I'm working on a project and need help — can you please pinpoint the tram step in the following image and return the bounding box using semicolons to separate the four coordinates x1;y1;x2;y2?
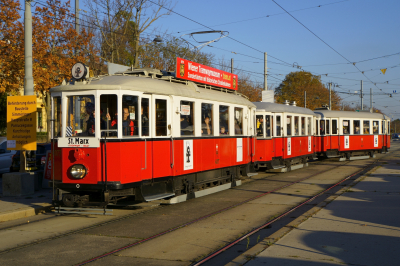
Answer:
349;155;370;161
56;207;113;216
155;180;242;205
266;163;306;173
144;193;176;202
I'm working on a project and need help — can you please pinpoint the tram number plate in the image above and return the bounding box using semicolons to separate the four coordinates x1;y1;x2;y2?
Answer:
58;137;100;148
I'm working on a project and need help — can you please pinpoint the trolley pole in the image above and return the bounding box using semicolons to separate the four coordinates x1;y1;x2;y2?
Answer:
231;58;233;74
264;52;267;91
361;80;363;110
304;91;306;108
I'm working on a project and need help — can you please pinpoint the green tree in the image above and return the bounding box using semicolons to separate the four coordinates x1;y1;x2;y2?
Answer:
275;71;341;110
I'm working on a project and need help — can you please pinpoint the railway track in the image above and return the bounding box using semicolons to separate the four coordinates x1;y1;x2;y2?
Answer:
0;154;391;266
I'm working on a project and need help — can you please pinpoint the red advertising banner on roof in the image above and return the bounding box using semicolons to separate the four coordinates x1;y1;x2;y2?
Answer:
176;57;238;90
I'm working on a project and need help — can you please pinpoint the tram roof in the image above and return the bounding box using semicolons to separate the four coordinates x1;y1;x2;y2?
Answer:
314;109;389;120
50;75;255;108
253;102;315;116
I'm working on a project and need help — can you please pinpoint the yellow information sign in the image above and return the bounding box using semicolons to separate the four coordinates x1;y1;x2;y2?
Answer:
7;95;37;150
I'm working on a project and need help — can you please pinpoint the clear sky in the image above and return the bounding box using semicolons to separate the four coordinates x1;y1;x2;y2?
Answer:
143;0;400;119
20;0;400;120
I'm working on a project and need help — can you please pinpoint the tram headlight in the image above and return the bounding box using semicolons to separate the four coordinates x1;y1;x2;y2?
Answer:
70;164;87;179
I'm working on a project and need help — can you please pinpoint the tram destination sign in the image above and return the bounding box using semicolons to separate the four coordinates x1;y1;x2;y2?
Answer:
58;137;100;148
176;57;238;90
6;95;37;150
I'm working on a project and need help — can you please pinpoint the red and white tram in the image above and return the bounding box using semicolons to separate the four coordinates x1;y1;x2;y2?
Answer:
50;65;256;207
314;109;391;159
253;101;316;171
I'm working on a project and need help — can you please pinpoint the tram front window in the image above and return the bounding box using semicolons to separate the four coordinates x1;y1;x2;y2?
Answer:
66;95;95;137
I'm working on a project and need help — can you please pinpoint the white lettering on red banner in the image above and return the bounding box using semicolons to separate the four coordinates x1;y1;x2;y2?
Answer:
176;57;238;90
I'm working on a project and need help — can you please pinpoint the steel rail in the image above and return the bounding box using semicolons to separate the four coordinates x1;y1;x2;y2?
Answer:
75;161;353;266
191;159;382;265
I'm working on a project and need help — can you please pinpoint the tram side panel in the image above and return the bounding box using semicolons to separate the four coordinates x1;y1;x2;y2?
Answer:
253;139;274;164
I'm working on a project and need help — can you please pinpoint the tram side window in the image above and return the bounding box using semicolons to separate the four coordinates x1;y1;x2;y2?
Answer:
67;95;96;137
201;103;213;136
156;99;167;136
320;120;325;135
287;116;292;136
373;121;379;134
54;97;61;137
234;107;243;135
266;115;272;137
343;120;350;134
256;115;264;137
307;117;311;135
353;120;360;134
122;95;139;136
100;94;118;137
388;121;390;135
219;105;229;135
382;121;386;134
294;116;299;136
276;115;281;136
180;101;194;136
332;119;338;134
141;98;150;136
363;120;370;134
301;117;306;135
326;120;330;134
315;120;319;135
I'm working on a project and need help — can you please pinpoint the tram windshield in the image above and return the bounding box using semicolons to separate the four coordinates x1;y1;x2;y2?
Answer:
66;95;95;137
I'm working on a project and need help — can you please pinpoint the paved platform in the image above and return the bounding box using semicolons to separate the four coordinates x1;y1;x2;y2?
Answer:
0;176;53;222
237;149;400;266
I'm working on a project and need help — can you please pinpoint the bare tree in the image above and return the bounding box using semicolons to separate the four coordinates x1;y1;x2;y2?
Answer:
85;0;174;66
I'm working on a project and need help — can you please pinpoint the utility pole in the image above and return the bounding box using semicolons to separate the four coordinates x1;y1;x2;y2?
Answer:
304;91;306;108
264;52;267;90
370;88;373;113
75;0;79;33
329;82;332;110
342;102;344;110
231;58;234;74
361;80;364;110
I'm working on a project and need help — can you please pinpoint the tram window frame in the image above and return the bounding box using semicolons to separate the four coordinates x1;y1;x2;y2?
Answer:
382;121;386;134
342;120;350;134
99;94;118;138
155;99;168;136
66;95;97;138
286;115;292;136
266;115;272;138
276;115;282;137
294;116;299;136
363;120;370;134
332;119;338;135
388;121;390;135
307;117;311;136
315;119;319;136
201;103;213;136
373;121;379;134
121;95;139;137
320;120;325;135
234;107;243;135
141;98;150;137
301;117;306;135
256;115;264;137
219;105;229;136
54;96;62;138
180;100;194;136
353;120;361;134
326;119;330;134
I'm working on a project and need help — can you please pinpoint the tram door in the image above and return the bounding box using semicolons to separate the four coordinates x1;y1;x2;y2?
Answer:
274;114;283;158
152;95;172;178
140;96;152;180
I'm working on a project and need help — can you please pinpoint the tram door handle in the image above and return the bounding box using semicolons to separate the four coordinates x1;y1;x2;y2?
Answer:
141;139;147;170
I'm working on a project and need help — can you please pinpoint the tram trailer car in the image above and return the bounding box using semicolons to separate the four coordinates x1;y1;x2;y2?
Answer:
253;102;316;171
314;109;391;159
50;68;257;207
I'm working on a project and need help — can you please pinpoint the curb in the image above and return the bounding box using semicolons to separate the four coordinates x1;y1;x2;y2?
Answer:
0;204;53;222
226;163;379;266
